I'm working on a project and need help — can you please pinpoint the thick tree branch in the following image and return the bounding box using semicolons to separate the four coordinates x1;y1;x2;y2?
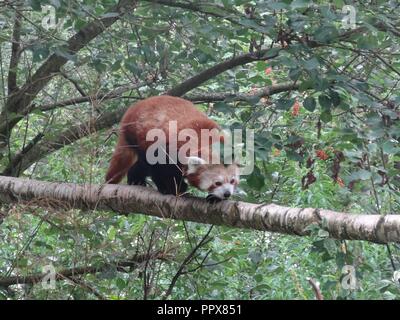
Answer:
37;81;298;111
7;3;22;94
0;176;399;244
166;49;280;97
0;251;168;287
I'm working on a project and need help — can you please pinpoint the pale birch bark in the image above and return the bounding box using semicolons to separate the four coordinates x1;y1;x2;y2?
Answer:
0;176;399;244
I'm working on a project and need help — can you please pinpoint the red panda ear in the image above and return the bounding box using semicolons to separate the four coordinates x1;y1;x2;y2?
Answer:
184;156;206;175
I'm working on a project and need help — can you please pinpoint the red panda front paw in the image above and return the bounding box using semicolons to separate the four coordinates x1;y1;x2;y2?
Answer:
206;194;223;204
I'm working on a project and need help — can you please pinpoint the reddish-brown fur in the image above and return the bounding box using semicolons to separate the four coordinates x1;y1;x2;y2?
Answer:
105;95;222;184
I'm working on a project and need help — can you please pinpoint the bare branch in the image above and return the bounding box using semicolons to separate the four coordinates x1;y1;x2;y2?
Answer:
0;251;168;287
185;82;299;103
36;81;298;111
308;278;324;300
37;81;148;112
163;226;213;300
59;71;87;97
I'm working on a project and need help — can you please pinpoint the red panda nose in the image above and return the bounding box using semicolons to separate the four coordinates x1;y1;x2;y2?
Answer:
223;191;231;198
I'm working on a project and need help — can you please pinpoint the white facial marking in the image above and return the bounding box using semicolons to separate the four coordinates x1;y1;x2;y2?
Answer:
215;176;224;183
199;178;212;191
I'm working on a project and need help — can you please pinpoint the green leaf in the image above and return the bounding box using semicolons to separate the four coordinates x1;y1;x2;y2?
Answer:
92;59;107;73
357;36;379;50
30;0;42;11
246;168;265;190
256;61;267;72
320;110;332;123
276;98;295;110
268;2;288;10
254;274;263;283
34;240;53;250
111;59;122;71
318;95;332;110
17;258;28;268
310;72;330;91
214;102;231;114
320;5;337;20
262;47;280;59
32;47;50;62
286;150;303;161
303;96;316;112
108;226;116;240
291;0;310;9
299;80;313;91
323;238;336;253
351;169;371;180
289;67;302;80
253;284;271;291
50;0;61;8
314;25;339;43
303;57;319;71
366;128;385;139
116;278;127;290
382;141;400;155
249;75;265;84
318;230;330;238
329;90;341;107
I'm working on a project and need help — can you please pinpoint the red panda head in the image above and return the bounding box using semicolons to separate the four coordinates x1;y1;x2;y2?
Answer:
184;156;240;200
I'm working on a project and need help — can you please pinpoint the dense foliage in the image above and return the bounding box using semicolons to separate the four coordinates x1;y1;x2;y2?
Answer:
0;0;399;299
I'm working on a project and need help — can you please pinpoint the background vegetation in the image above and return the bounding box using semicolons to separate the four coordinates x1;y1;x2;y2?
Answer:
0;0;399;299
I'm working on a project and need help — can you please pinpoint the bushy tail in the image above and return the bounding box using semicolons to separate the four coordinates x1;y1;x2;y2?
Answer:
105;133;138;184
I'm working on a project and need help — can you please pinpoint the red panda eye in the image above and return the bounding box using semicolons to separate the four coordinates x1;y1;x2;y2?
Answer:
230;179;236;184
215;181;222;186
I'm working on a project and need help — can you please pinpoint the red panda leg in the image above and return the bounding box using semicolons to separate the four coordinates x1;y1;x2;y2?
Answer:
105;134;138;184
127;155;151;186
150;164;188;195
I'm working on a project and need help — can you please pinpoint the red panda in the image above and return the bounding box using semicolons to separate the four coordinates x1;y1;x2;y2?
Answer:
105;95;239;200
